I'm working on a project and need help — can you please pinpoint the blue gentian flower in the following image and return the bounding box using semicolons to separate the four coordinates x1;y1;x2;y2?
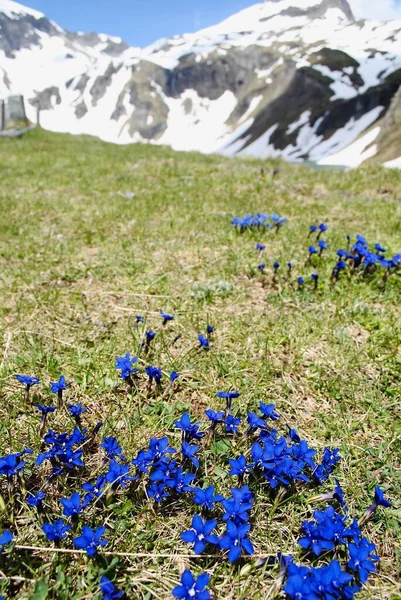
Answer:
273;261;280;271
311;273;319;288
174;413;204;441
131;450;152;474
16;375;39;387
100;437;126;461
145;330;156;344
224;414;241;434
16;374;40;406
259;402;280;420
288;428;301;443
26;491;45;507
205;409;225;424
273;215;288;229
0;531;13;551
146;366;163;384
222;487;254;523
219;520;254;562
297;276;305;286
246;410;267;433
145;437;175;462
115;352;138;380
344;518;362;544
181;442;200;468
172;570;211;600
256;243;266;252
35;404;56;416
198;334;209;349
170;371;180;382
216;390;240;401
135;315;145;323
42;519;71;542
333;480;347;510
180;515;219;554
160;311;174;324
258;264;266;273
205;409;225;435
68;403;87;419
149;460;176;483
166;467;195;494
191;486;224;511
50;375;72;394
0;452;31;477
105;460;133;489
309;225;317;235
314;447;341;484
228;455;251;480
356;234;367;246
284;561;354;600
206;325;214;335
347;537;378;583
308;246;318;256
60;492;85;517
35;404;57;434
82;475;107;501
373;485;391;508
99;576;123;600
64;448;85;469
51;376;72;407
99;576;123;599
290;441;316;469
216;390;239;411
361;484;392;524
73;526;107;556
283;563;316;599
147;482;169;502
298;506;348;556
318;240;329;254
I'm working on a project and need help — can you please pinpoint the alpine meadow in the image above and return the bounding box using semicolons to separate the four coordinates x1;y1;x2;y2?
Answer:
0;129;400;599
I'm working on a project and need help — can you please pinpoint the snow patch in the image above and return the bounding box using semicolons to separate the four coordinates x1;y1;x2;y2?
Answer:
286;110;311;135
384;156;401;169
318;126;381;167
0;0;43;20
158;89;238;153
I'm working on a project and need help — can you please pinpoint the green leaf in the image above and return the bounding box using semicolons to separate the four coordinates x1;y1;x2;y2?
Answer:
29;580;48;600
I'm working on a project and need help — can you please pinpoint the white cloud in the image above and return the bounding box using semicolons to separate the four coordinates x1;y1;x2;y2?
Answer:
349;0;401;20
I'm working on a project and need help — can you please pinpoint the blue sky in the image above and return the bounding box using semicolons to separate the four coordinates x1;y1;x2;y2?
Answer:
24;0;401;47
24;0;260;46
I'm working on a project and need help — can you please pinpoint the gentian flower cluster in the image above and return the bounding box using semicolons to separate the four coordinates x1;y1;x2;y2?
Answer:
232;213;287;232
3;305;393;600
244;214;401;290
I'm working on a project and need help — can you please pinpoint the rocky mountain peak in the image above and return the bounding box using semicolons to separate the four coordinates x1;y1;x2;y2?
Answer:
260;0;354;21
0;0;400;169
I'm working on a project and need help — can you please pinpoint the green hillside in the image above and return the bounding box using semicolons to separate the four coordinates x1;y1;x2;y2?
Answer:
0;129;400;599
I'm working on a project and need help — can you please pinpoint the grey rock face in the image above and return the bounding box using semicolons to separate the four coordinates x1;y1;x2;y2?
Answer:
0;13;59;56
28;86;61;110
165;47;276;100
262;0;354;20
90;63;121;106
367;78;401;162
66;31;129;56
75;100;88;119
278;0;354;21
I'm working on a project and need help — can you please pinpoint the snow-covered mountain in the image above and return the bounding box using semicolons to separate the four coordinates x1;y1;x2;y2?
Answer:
1;0;401;167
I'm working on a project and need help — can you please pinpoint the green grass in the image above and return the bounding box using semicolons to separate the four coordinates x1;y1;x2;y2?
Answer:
0;128;400;600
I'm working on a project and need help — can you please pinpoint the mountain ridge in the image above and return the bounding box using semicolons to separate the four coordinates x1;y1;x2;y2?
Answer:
0;0;400;167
